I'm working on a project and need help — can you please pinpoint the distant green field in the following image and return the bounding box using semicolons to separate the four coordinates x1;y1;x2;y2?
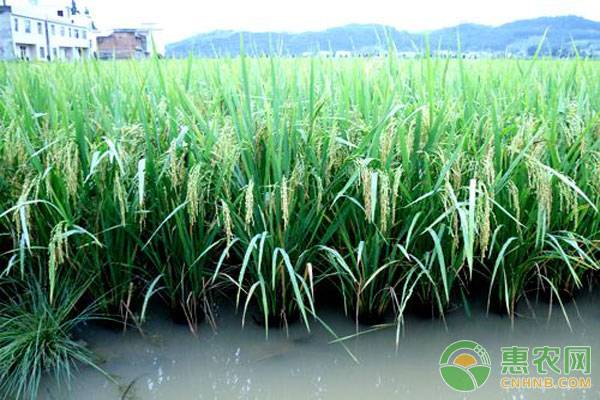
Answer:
0;56;598;397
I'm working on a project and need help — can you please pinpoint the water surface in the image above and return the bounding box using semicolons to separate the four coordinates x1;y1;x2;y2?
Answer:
41;294;600;400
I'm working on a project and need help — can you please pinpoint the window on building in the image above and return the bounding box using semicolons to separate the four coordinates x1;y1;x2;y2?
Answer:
19;46;26;59
51;25;56;35
57;10;64;17
25;20;31;33
82;30;87;39
13;18;19;32
37;22;43;35
61;26;65;36
74;29;79;39
68;28;72;37
39;46;45;59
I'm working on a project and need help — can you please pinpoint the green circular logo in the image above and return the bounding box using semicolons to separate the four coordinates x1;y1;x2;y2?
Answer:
439;340;491;392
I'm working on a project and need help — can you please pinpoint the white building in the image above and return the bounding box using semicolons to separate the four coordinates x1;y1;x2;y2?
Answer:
0;1;96;61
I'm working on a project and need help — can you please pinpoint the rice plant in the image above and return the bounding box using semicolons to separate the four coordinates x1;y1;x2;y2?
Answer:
0;53;599;390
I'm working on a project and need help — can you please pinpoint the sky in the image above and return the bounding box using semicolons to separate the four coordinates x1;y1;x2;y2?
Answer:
13;0;600;47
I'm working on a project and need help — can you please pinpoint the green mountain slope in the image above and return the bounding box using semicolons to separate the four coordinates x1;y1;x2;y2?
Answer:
166;16;600;57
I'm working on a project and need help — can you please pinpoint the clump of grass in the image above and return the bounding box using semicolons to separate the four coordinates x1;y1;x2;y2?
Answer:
0;279;107;400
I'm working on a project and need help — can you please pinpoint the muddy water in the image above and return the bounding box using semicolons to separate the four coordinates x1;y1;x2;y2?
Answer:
41;294;600;400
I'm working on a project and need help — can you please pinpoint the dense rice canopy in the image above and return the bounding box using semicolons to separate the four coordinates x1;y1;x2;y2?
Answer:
0;56;598;334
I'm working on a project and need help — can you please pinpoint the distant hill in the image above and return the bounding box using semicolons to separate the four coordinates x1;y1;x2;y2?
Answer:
166;16;600;57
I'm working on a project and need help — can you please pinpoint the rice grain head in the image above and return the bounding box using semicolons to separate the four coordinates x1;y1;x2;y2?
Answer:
391;166;403;225
186;165;204;227
359;160;373;223
168;140;186;190
281;176;289;230
380;122;396;164
48;221;69;303
13;178;35;239
114;171;127;227
244;179;255;226
528;160;553;226
221;199;233;245
379;172;390;232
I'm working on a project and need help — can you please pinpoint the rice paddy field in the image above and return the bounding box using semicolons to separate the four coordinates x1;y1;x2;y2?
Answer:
0;54;599;398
